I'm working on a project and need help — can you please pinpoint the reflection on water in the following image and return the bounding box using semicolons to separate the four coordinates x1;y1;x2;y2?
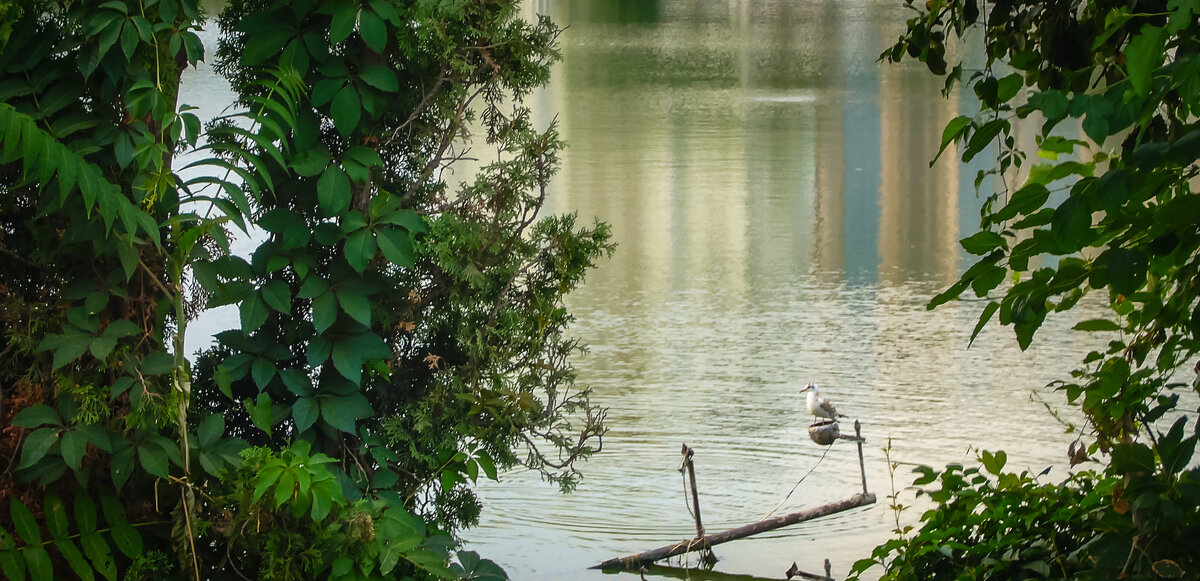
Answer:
177;0;1101;579
462;0;1098;579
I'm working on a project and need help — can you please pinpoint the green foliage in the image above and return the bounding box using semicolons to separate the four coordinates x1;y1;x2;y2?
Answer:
865;0;1200;578
2;0;605;578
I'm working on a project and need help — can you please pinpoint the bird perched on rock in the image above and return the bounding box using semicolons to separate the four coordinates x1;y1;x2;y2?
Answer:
801;383;844;423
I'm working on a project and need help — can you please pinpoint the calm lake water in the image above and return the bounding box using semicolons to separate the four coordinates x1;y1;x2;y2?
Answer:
183;1;1109;579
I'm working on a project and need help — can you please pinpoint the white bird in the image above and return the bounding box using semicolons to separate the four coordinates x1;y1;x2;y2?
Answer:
801;383;844;423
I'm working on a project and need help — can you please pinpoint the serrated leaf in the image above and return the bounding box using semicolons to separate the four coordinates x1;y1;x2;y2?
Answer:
197;415;225;449
138;444;169;478
336;288;372;327
293;397;319;432
261;280;292;313
319;393;373;433
279;369;314;397
240;294;270;333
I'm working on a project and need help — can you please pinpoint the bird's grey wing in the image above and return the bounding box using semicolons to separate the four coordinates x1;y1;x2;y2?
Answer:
819;399;842;418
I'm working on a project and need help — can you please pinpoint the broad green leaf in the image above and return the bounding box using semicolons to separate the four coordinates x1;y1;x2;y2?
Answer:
1105;247;1148;295
139;351;175;376
969;301;1000;347
54;537;94;581
344;229;377;272
0;548;24;581
377;228;415;268
298;276;329;299
240;294;270;333
1050;195;1092;251
1073;319;1121;332
317;165;351;216
290;145;332;177
319;393;374;433
330;86;361;136
10;499;41;544
89;335;117;360
980;449;1007;475
262;280;292;313
996;73;1023;102
100;495;142;558
74;491;97;533
331;340;363;384
1111;442;1155;474
197;415;225;449
337;288;372;326
934;115;971;164
359;9;387;53
1027;89;1065;119
12;405;61;428
1124;25;1166;97
329;5;358;44
959;231;1005;255
313;291;338;334
80;532;116;581
246;393;274;435
360;65;399;92
293;397;319;432
60;429;85;469
18;427;59;469
138;444;169;478
280;369;314;397
100;316;138;340
22;545;51;581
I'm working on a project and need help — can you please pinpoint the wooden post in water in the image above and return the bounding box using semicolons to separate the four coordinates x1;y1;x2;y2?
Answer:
855;420;867;494
680;444;705;539
591;492;877;571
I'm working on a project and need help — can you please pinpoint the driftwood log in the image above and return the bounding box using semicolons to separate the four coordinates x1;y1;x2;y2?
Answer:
591;492;876;571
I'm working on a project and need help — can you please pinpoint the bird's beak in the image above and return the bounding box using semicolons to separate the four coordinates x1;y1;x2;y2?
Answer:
800;385;813;392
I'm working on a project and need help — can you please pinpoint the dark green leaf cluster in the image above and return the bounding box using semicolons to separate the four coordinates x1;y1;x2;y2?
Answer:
2;0;602;578
193;0;613;538
870;0;1200;578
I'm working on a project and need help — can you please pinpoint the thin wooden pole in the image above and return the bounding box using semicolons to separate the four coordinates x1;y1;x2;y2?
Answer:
681;444;705;539
855;420;868;495
591;492;877;571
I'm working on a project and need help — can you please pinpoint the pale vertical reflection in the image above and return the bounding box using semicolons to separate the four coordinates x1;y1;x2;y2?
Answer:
810;1;848;278
877;65;961;285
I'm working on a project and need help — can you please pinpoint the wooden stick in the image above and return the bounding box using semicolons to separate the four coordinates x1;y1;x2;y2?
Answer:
682;444;706;539
854;420;868;495
591;492;877;571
